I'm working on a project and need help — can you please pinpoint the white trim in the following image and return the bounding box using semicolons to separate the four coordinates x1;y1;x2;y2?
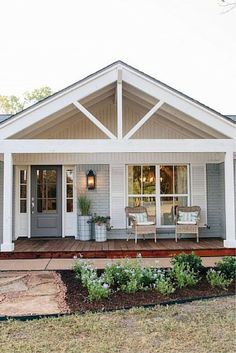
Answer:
0;62;235;140
73;101;117;139
0;139;234;153
15;166;29;239
224;240;236;248
224;151;236;246
1;153;14;251
27;165;31;238
124;100;164;139
63;165;77;237
0;67;117;139
62;165;65;237
122;66;236;138
117;68;123;140
126;164;190;228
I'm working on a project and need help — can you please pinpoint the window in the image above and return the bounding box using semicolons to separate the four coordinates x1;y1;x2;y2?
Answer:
66;169;74;212
160;165;188;225
128;166;156;219
127;165;189;227
37;169;57;213
20;169;27;213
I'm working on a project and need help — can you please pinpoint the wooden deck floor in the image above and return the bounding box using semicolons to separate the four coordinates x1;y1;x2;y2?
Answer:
0;237;235;259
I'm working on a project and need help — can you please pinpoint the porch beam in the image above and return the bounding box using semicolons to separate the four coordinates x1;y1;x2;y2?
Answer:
117;67;123;139
224;151;236;248
1;153;14;252
123;100;164;139
73;101;117;139
0;139;234;153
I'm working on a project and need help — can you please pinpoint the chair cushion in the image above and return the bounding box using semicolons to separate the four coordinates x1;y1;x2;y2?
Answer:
137;221;155;226
178;211;198;223
129;212;148;223
177;221;197;225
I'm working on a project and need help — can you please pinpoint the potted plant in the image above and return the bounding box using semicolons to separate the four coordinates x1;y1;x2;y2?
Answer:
77;196;91;241
89;216;111;242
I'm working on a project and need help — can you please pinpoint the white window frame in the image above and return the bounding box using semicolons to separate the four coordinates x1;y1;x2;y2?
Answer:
63;165;77;237
126;164;190;228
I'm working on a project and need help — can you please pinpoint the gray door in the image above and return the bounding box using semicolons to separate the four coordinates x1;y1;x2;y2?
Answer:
31;166;62;237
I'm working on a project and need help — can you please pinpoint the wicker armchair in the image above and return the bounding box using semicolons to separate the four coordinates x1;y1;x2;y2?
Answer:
125;206;156;244
175;206;201;243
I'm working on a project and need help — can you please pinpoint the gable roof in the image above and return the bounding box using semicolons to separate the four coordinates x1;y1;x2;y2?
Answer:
0;114;11;123
0;61;235;139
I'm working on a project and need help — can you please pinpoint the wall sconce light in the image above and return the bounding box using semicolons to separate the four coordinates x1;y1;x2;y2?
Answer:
87;170;96;190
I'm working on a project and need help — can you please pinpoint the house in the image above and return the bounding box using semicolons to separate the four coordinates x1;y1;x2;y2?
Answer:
0;61;235;255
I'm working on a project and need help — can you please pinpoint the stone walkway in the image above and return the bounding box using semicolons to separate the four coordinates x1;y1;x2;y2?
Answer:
0;256;224;271
0;271;68;316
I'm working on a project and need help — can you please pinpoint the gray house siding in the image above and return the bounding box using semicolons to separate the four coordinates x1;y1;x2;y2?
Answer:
201;163;225;238
77;164;110;217
0;162;3;244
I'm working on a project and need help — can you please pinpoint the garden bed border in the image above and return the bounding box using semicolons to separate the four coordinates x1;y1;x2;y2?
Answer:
0;293;235;322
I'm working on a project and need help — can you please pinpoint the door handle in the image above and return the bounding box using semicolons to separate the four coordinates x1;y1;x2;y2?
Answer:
32;198;35;214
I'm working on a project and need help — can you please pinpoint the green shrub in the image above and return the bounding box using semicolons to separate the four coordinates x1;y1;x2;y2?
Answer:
141;267;163;288
104;260;164;293
215;256;236;279
87;277;111;301
155;277;175;295
170;263;199;288
74;261;110;301
171;252;203;273
206;269;233;290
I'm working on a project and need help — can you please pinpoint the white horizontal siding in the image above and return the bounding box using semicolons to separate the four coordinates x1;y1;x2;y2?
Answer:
13;152;224;165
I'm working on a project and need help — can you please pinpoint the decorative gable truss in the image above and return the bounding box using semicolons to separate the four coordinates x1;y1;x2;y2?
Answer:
0;61;235;142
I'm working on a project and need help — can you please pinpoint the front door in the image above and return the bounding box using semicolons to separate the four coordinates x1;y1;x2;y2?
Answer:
31;166;62;237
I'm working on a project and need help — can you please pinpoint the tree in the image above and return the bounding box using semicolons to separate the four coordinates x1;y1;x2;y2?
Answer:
220;0;236;13
0;86;53;115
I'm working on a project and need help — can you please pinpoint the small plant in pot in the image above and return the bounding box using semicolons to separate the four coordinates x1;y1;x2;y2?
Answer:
77;196;92;241
88;216;111;242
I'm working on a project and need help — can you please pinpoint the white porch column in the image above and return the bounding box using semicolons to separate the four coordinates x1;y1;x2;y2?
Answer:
1;152;14;251
224;151;236;248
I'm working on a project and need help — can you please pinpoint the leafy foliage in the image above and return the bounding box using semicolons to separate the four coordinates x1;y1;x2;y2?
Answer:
206;269;233;290
103;260;163;293
215;256;236;279
73;261;110;301
170;262;199;288
88;216;111;225
155;277;175;295
0;86;53;114
171;252;203;273
78;196;91;216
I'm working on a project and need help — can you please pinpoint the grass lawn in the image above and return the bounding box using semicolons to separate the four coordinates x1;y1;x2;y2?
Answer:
0;296;235;353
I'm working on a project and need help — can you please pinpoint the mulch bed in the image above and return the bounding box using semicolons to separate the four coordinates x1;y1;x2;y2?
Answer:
59;270;236;313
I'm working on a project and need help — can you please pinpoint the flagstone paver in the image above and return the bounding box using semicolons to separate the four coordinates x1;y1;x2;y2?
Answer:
0;271;68;316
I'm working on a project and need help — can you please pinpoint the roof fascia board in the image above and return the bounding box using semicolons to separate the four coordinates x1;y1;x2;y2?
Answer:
0;66;117;140
122;66;236;139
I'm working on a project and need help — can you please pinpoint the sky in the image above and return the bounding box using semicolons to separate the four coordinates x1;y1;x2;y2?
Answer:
0;0;235;115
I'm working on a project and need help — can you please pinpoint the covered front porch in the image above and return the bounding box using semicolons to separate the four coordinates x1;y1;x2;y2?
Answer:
0;237;234;259
0;62;235;253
